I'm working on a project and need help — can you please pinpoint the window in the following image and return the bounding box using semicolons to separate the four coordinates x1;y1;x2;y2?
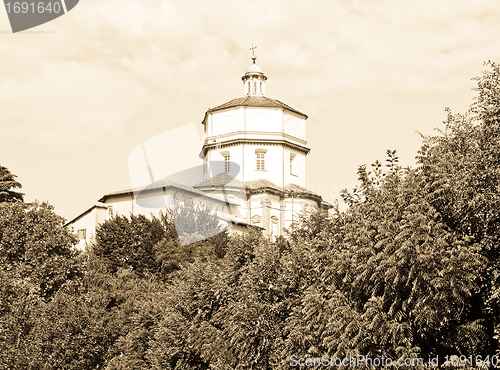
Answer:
108;205;113;216
256;152;266;171
251;214;262;225
224;153;230;173
247;81;250;94
290;153;297;175
260;81;262;94
77;229;86;240
271;216;279;237
254;81;257;94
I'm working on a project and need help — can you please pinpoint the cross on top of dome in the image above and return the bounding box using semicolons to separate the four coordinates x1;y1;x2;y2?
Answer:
250;44;257;63
246;44;263;74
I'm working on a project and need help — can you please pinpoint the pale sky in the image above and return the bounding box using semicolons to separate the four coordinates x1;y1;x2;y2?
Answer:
0;0;499;220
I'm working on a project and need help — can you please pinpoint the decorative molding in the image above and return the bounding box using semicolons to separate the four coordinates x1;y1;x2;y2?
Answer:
207;131;307;145
260;198;271;207
251;214;262;224
247;187;323;203
203;138;310;156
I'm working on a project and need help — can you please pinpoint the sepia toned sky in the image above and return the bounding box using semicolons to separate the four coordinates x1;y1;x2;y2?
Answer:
1;0;499;220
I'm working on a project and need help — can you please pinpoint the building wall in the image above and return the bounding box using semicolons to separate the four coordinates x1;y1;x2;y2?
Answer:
70;206;108;250
203;106;308;188
68;187;243;250
246;192;319;237
284;112;306;141
243;144;284;185
284;149;306;188
205;144;306;188
208;107;306;139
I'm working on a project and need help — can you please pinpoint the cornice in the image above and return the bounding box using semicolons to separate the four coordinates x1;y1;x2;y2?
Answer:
207;131;308;146
202;138;310;156
247;187;324;203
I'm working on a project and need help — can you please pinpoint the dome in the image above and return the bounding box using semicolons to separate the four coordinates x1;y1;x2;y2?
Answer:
241;51;267;96
246;63;262;74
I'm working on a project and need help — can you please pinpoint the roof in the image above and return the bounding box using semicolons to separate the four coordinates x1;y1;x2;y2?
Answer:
245;179;322;199
194;176;322;200
99;179;239;205
246;63;263;73
206;95;308;119
194;173;246;189
283;183;320;198
66;202;108;226
245;178;281;191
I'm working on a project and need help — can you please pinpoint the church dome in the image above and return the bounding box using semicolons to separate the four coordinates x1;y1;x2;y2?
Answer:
246;62;262;74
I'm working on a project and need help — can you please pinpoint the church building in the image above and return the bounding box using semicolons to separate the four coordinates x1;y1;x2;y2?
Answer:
67;50;331;249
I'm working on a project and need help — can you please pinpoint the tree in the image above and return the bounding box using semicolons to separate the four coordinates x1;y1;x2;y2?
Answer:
276;151;490;368
417;61;500;357
0;165;23;203
90;213;165;275
0;201;80;299
154;205;228;279
148;230;275;369
91;203;227;278
169;202;227;246
0;201;83;367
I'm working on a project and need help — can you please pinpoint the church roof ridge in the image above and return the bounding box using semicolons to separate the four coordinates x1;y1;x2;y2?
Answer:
206;95;308;119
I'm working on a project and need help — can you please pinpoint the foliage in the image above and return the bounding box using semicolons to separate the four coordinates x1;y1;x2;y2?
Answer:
0;201;87;368
147;230;292;370
279;159;488;368
153;205;228;279
417;61;500;354
0;165;23;203
83;268;170;370
169;202;226;246
90;213;165;274
0;201;80;299
91;203;227;278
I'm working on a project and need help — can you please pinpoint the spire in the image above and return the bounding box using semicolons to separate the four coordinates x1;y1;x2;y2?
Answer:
242;44;267;96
